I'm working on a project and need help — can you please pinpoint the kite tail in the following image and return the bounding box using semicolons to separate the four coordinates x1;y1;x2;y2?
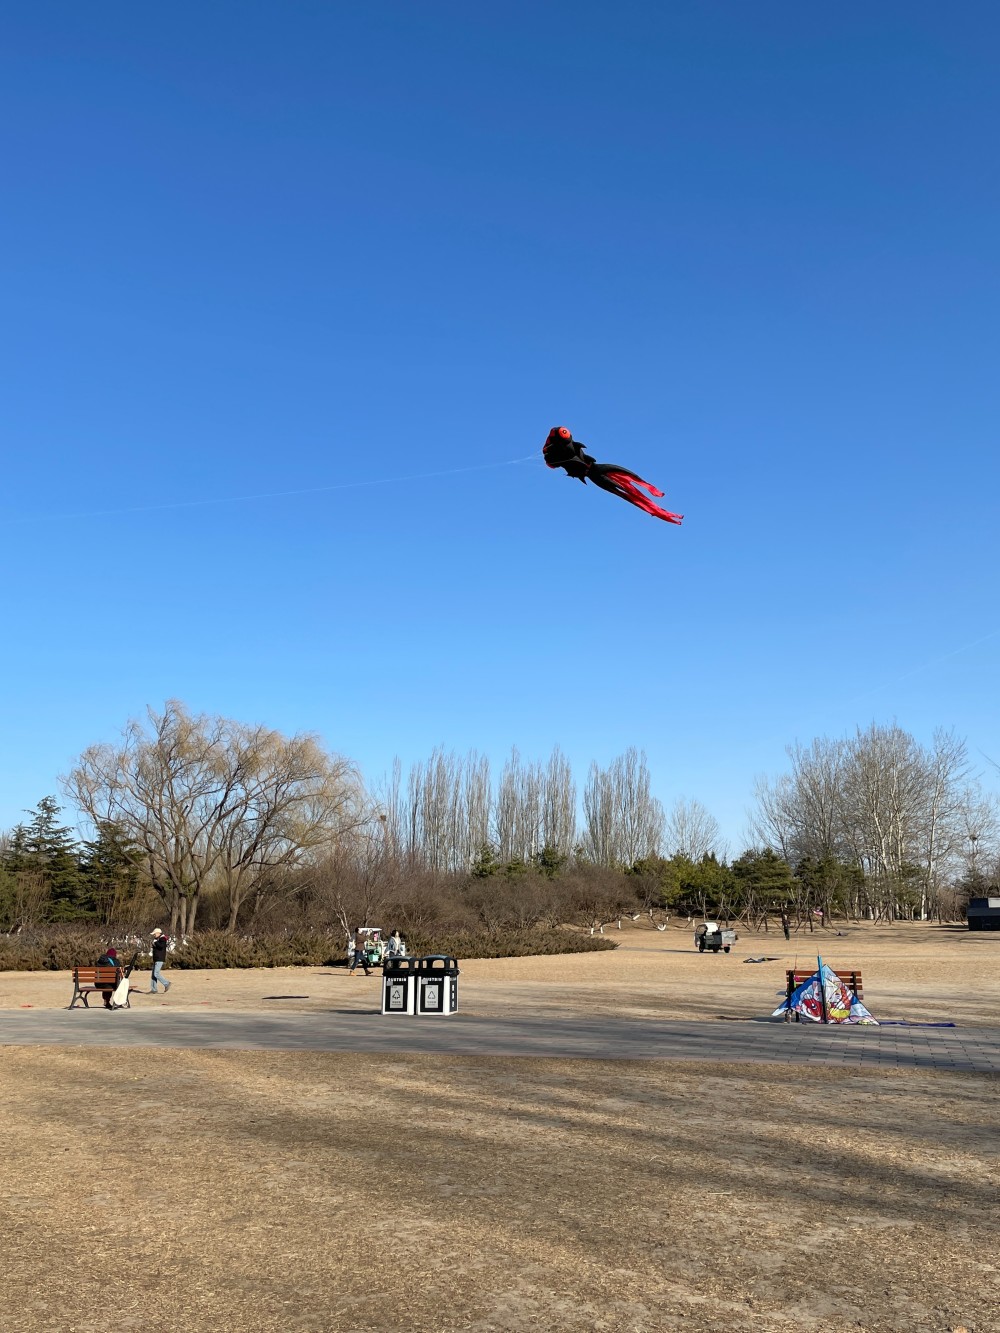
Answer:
597;467;684;525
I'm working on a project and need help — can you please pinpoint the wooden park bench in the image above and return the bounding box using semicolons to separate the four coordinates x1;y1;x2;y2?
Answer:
783;968;863;1023
68;965;126;1010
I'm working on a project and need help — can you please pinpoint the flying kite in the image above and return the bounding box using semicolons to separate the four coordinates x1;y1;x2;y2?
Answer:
542;427;683;525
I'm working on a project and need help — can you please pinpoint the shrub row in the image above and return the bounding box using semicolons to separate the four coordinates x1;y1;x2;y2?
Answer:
169;928;617;967
0;929;116;973
0;927;616;971
168;932;343;969
402;929;618;960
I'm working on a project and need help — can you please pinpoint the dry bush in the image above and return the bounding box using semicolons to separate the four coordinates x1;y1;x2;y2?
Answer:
0;927;122;971
403;928;618;960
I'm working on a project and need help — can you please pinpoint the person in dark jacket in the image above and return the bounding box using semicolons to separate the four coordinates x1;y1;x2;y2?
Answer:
95;948;120;1009
149;928;172;993
348;927;372;976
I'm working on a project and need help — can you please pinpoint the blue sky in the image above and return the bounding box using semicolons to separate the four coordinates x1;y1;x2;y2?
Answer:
2;1;998;848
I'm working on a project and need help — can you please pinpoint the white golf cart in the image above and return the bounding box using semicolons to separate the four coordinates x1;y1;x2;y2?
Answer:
694;921;738;953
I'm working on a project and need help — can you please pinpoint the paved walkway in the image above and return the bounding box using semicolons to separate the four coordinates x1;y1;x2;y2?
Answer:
3;1009;999;1071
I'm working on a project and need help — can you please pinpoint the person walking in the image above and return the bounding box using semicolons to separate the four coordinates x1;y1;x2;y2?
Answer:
348;926;372;976
149;928;172;993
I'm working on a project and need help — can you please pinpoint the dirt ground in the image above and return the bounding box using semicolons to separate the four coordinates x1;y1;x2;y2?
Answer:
1;922;998;1332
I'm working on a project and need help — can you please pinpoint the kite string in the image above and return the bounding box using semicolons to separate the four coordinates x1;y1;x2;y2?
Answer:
0;453;544;527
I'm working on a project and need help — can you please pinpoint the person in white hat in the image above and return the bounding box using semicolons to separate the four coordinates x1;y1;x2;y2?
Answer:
149;928;172;994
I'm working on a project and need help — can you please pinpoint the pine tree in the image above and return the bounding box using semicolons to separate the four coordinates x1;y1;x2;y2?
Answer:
1;824;30;873
23;797;86;921
79;821;146;923
732;848;797;928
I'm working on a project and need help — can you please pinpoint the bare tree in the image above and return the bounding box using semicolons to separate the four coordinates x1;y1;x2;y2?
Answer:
915;729;974;918
540;746;576;857
407;748;460;874
494;748;544;864
959;788;1000;890
64;701;363;933
583;748;664;867
307;813;406;940
751;723;995;920
460;751;492;868
751;738;851;865
843;723;934;919
665;798;721;861
394;748;492;874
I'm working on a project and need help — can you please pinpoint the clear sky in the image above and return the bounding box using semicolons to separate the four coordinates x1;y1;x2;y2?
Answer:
2;1;998;849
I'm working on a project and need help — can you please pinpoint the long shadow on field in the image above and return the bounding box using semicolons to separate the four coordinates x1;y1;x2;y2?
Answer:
181;1054;1000;1238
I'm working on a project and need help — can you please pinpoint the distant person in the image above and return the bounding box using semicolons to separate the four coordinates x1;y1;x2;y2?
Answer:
95;947;119;1009
149;928;172;993
349;927;372;976
386;928;406;959
780;911;791;942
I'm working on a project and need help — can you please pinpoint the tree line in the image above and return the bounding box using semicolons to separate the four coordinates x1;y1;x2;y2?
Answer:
1;702;996;938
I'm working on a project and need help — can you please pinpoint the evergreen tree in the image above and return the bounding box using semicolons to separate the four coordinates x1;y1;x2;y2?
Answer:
732;847;796;927
1;824;30;874
795;855;864;922
79;820;147;923
470;843;502;878
23;796;86;921
535;845;568;880
632;852;736;918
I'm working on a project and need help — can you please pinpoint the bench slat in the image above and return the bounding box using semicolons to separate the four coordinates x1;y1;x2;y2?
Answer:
786;968;863;997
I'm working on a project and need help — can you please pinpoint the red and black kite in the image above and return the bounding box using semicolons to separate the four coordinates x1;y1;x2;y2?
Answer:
542;427;682;525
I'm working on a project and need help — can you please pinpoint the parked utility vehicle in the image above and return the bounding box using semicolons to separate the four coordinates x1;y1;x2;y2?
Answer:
694;922;738;953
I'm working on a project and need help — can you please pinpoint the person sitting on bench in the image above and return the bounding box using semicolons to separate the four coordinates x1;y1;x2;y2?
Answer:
95;948;119;1009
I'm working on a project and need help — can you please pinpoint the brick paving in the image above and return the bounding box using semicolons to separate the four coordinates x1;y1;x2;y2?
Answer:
2;1009;999;1072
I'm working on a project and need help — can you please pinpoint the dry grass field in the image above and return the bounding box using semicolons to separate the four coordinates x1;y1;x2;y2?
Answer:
2;919;998;1025
1;922;998;1332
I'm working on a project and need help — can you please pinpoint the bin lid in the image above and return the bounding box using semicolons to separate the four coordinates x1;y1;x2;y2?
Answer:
418;954;460;972
383;955;419;972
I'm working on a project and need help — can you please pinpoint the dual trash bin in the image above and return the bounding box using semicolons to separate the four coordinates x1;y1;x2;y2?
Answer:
381;955;460;1016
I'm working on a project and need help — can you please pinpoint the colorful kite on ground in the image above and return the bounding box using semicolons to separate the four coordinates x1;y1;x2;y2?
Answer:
772;962;878;1025
542;427;683;525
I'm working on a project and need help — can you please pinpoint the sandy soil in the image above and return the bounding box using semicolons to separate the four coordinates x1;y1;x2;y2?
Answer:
2;922;997;1331
2;920;997;1026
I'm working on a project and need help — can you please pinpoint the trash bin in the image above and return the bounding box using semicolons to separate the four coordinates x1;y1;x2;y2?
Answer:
415;955;460;1016
381;956;419;1015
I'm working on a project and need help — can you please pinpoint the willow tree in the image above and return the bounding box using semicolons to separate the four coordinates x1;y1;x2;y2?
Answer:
64;701;363;934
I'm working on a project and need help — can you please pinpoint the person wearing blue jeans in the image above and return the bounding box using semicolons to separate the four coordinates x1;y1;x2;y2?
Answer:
149;928;171;993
